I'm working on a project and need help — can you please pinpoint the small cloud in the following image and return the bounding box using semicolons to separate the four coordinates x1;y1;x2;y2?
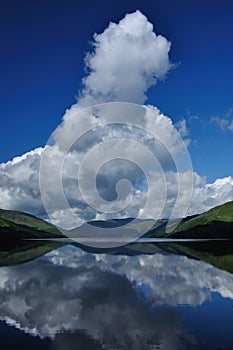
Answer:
175;118;189;137
175;118;191;146
228;121;233;131
211;116;229;130
226;106;233;118
186;109;200;124
211;107;233;132
188;114;199;123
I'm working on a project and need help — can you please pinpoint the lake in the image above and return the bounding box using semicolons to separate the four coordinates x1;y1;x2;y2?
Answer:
0;240;233;349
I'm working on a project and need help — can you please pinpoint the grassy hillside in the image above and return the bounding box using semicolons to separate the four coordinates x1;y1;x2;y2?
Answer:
173;201;233;232
0;209;64;239
168;201;233;239
147;201;233;239
0;209;61;234
1;201;233;240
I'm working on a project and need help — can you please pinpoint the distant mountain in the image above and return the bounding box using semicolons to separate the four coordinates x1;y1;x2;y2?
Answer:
0;209;165;242
62;201;233;240
87;218;135;228
168;201;233;239
66;218;168;245
1;200;233;241
0;209;64;239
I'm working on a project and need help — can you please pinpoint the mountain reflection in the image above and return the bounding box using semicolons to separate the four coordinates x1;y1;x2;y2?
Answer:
0;244;233;349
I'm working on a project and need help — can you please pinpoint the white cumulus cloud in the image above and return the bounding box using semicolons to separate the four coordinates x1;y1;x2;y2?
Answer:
0;11;232;229
78;10;172;108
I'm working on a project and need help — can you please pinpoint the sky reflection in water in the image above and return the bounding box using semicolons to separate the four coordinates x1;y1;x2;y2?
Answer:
0;244;233;350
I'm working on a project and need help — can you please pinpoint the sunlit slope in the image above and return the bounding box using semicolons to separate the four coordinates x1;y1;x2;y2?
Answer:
0;209;64;238
170;201;233;238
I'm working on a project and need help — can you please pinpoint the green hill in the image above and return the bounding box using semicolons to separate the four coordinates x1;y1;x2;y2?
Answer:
1;201;233;241
169;201;233;239
173;201;233;231
0;209;64;239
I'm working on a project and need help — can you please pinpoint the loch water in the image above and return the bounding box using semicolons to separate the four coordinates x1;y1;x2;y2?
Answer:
0;241;233;350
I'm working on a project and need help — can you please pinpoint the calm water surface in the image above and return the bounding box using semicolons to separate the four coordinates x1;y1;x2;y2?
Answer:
0;242;233;349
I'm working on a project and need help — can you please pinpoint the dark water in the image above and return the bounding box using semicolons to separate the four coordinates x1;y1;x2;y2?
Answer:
0;242;233;350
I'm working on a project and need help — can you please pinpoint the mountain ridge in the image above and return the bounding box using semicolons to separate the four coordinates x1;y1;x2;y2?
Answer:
0;209;64;239
167;201;233;239
0;200;232;240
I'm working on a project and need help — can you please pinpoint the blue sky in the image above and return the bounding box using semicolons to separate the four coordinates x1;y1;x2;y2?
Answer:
1;0;233;183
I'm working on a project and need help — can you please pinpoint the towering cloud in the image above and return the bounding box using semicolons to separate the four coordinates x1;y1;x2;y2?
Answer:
77;10;172;108
0;11;232;229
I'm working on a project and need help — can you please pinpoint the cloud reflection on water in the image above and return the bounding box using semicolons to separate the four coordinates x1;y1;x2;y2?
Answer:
0;245;232;349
